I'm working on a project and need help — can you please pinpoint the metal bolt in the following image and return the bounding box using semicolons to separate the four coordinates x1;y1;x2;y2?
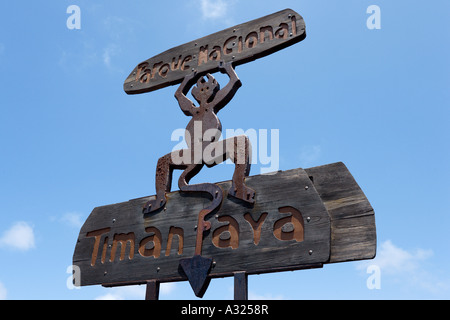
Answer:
305;185;309;190
215;214;219;218
306;217;311;223
309;250;313;255
232;56;235;60
157;267;160;272
112;219;116;223
212;261;216;267
194;225;197;230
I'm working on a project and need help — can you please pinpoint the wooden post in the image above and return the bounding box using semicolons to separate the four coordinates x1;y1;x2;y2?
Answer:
145;280;160;300
234;271;248;300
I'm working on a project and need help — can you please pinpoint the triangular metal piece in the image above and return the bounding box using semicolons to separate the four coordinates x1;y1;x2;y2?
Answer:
179;255;213;298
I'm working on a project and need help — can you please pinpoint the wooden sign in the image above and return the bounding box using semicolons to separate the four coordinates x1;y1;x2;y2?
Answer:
73;162;376;287
123;8;306;94
76;8;377;299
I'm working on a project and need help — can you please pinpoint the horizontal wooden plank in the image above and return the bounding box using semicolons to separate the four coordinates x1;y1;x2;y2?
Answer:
123;8;306;94
73;167;330;286
304;162;376;263
73;162;376;287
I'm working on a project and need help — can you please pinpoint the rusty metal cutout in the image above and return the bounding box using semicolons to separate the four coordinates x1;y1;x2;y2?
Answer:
143;61;255;215
142;61;255;297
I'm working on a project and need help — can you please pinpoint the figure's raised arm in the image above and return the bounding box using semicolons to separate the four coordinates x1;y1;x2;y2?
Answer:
212;61;242;113
174;72;197;116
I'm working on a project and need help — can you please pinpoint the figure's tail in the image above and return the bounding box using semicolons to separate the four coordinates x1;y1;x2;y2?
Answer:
180;182;223;216
180;183;223;256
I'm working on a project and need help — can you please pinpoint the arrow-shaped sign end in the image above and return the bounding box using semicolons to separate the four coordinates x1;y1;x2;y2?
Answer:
179;255;213;298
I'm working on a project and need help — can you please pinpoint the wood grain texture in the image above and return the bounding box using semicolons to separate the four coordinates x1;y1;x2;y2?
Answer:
73;162;376;287
74;167;330;286
123;8;306;94
304;162;376;263
234;272;248;300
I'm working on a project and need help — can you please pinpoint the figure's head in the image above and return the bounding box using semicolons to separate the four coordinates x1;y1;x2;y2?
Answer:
191;74;220;104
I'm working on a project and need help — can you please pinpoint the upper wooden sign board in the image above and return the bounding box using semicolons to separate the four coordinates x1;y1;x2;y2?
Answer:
123;8;306;94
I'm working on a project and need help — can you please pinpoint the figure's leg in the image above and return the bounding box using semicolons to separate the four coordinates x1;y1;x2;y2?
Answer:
228;135;255;203
143;150;188;213
178;163;204;189
205;135;255;204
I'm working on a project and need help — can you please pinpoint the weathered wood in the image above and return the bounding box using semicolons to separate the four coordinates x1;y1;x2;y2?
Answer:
304;162;376;263
234;272;248;300
74;167;330;287
145;280;160;300
123;8;306;94
73;162;375;288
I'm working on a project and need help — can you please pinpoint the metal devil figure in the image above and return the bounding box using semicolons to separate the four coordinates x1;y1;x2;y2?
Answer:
73;9;376;299
144;61;254;296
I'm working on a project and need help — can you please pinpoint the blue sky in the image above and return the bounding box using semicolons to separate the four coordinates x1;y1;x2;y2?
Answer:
0;0;449;300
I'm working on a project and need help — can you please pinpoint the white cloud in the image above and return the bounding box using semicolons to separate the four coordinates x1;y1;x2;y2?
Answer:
50;212;84;228
200;0;229;19
96;292;121;300
357;240;449;295
249;291;284;300
299;145;321;167
102;44;121;70
103;46;113;67
103;50;111;67
60;212;84;228
160;282;177;296
95;282;177;300
96;285;145;300
357;240;432;275
0;282;6;300
0;222;35;251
